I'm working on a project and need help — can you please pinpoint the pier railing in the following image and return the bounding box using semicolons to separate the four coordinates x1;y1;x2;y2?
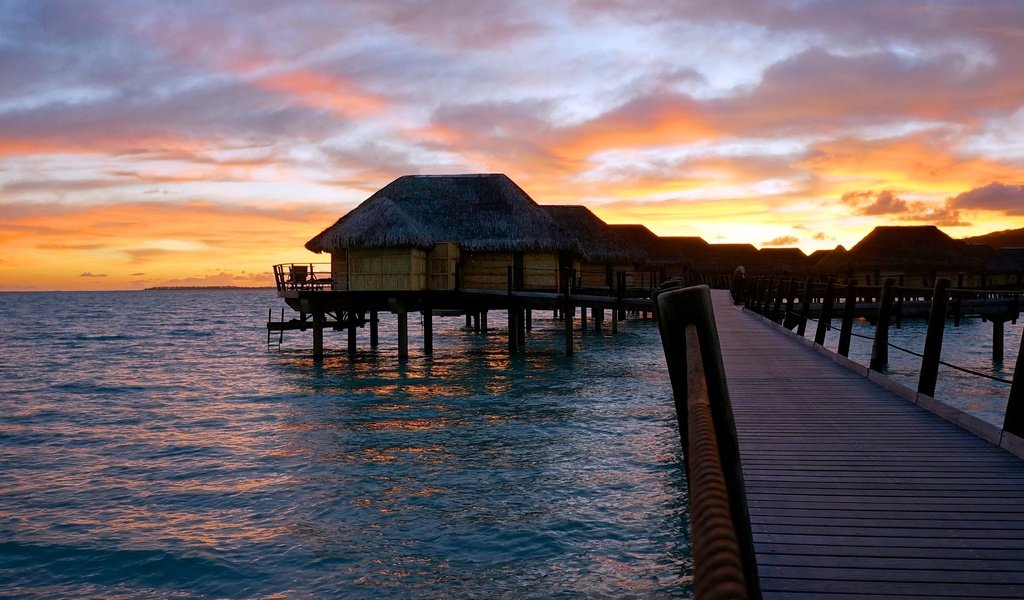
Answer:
740;275;1024;440
655;284;761;600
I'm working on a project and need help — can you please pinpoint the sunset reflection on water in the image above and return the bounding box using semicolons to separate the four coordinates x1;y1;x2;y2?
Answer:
0;291;693;598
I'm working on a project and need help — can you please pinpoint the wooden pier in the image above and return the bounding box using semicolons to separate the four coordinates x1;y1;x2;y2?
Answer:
667;287;1024;598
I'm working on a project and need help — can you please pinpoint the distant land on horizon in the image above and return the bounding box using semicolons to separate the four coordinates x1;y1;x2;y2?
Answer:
962;227;1024;249
144;286;276;291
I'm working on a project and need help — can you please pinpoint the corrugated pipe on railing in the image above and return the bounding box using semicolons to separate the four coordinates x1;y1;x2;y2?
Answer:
654;284;762;600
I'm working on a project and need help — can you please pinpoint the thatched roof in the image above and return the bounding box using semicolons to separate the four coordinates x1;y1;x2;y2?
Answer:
306;174;579;253
542;205;642;263
809;245;847;273
698;243;760;271
758;247;809;274
815;226;987;274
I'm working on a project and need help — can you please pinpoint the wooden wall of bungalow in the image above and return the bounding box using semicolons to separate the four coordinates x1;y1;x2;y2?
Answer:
574;259;646;289
460;249;565;292
330;243;458;292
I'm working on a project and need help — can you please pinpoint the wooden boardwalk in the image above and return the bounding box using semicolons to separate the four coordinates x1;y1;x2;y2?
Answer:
711;289;1024;599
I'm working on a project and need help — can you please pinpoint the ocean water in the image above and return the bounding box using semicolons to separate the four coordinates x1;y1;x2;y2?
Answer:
0;291;692;599
815;314;1022;426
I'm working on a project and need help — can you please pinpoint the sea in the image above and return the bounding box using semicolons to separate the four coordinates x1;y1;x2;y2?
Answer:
0;290;691;599
1;290;1020;599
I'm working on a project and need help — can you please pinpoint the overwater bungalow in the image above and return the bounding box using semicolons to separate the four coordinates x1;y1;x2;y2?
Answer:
606;224;668;288
813;225;1013;287
541;205;645;291
304;173;580;293
757;247;810;277
807;245;845;271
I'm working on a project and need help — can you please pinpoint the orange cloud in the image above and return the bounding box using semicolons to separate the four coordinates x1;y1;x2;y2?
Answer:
550;95;717;162
799;135;1023;194
256;69;386;119
0;201;340;290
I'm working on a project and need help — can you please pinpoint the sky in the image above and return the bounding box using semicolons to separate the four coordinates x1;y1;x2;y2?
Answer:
2;0;1024;290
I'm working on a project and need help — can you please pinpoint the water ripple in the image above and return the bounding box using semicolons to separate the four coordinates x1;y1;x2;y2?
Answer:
0;291;691;598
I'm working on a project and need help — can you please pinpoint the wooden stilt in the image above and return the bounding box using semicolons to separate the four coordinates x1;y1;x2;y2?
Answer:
508;308;518;353
564;303;574;356
312;310;324;360
397;311;409;360
612;309;619;334
347;316;357;355
526;309;532;331
581;305;588;331
994;317;1006;363
370;310;379;348
481;310;488;333
423;306;433;355
517;308;527;349
594;307;603;332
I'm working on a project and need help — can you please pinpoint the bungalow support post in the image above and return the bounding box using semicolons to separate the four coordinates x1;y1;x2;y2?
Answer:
397;310;409;360
423;306;433;355
312;310;325;360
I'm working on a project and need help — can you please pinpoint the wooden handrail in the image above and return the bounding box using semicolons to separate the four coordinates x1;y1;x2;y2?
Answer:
655;284;761;600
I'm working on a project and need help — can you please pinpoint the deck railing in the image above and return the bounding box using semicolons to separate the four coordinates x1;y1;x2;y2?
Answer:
273;263;335;292
741;275;1024;439
272;262;665;296
654;284;761;600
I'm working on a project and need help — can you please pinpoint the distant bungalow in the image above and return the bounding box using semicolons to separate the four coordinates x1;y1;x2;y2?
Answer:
813;225;1020;288
540;205;647;291
294;176;1024;293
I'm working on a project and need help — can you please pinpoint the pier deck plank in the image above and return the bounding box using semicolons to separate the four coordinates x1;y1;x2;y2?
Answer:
710;290;1024;599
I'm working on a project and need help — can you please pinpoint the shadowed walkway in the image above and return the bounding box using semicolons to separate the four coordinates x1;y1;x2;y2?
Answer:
711;289;1024;599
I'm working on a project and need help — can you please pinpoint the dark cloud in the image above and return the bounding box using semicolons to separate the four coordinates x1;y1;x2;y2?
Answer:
841;190;909;216
841;189;969;226
950;182;1024;215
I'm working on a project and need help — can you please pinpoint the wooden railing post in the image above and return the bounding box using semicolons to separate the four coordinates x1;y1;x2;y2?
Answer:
771;278;785;323
1001;331;1024;437
748;277;761;311
782;279;798;329
797;277;812;337
870;278;895;371
814;276;836;346
838;279;857;357
918;278;950;397
655;285;761;599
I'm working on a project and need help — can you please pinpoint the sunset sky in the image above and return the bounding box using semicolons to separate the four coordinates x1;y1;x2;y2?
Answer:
3;1;1024;290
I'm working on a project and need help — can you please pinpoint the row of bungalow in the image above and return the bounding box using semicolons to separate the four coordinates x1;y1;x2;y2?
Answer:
293;174;1024;296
